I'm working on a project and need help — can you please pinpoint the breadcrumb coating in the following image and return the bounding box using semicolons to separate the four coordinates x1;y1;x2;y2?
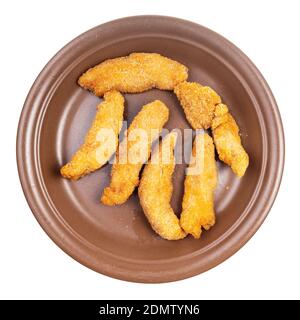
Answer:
174;81;221;129
212;104;249;177
138;132;186;240
101;100;169;205
60;91;124;180
180;133;218;239
78;53;188;96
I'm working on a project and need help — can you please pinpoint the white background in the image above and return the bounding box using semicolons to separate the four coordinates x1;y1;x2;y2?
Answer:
0;0;299;300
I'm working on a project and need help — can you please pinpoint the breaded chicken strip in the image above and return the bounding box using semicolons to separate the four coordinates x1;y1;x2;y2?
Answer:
212;104;249;177
180;133;218;239
139;132;186;240
174;81;221;129
60;91;124;180
101;100;169;205
78;53;188;96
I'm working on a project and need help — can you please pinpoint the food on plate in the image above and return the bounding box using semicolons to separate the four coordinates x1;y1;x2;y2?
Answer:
180;133;218;239
60;51;251;240
60;90;124;180
138;132;186;240
212;103;249;177
78;53;188;96
101;100;169;205
174;81;221;129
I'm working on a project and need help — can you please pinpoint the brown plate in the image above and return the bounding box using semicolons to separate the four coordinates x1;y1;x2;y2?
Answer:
17;16;284;283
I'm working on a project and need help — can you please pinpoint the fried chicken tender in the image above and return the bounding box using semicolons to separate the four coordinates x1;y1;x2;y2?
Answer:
78;53;188;96
138;132;186;240
212;104;249;177
174;81;221;129
60;91;124;180
180;133;218;239
101;100;169;205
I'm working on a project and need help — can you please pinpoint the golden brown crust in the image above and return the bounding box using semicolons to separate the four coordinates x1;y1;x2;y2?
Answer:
60;91;124;180
138;132;186;240
101;100;169;205
78;53;188;96
212;104;249;177
174;81;221;129
180;133;218;239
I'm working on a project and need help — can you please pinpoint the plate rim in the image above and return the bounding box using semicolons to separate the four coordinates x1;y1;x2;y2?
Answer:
16;15;285;283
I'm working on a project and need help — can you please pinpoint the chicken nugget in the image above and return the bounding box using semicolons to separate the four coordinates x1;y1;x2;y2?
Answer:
212;104;249;177
101;100;169;205
138;132;186;240
180;133;218;239
78;53;188;96
60;90;124;180
174;81;221;129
